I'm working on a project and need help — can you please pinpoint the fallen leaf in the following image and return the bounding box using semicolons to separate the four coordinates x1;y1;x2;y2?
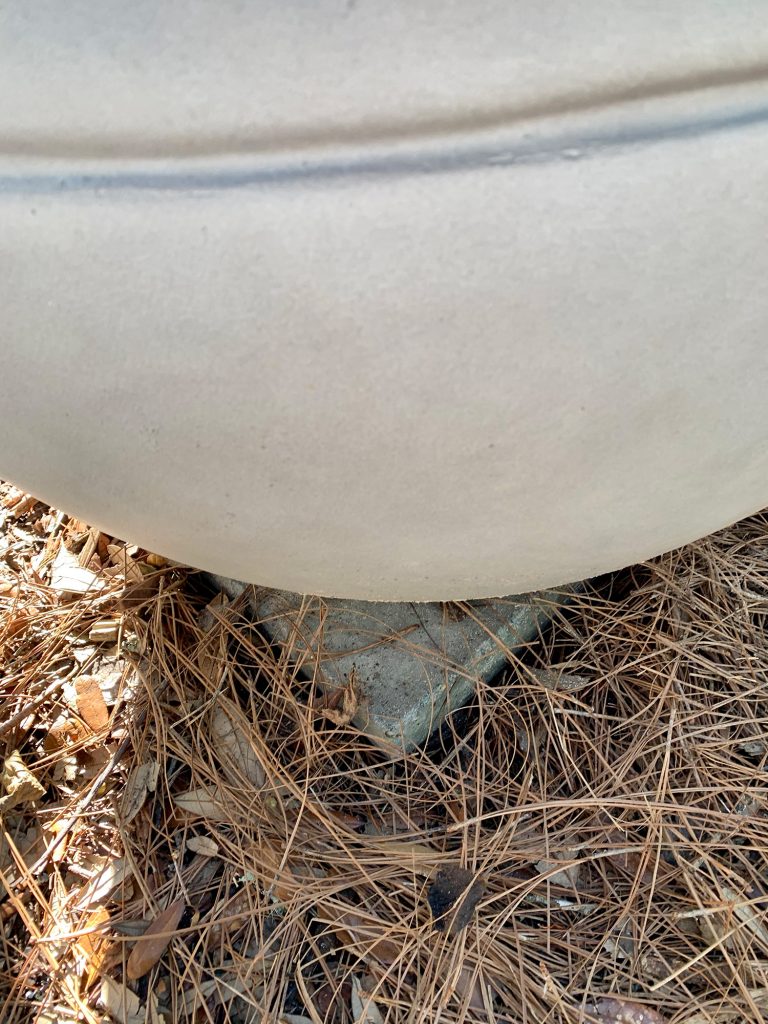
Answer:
681;989;768;1023
181;972;249;1014
2;487;24;509
174;786;229;821
535;850;582;888
0;749;46;811
258;837;299;903
120;761;159;824
186;835;219;857
76;857;132;910
720;883;768;945
147;990;165;1024
738;739;766;756
126;897;185;979
10;493;38;518
312;982;352;1020
351;976;384;1024
3;608;31;640
325;910;402;965
455;966;486;1011
50;544;104;594
99;976;143;1024
591;996;669;1023
427;865;486;936
44;714;90;752
530;668;592;692
211;706;266;787
76;906;111;988
317;675;360;727
47;819;70;865
75;675;110;732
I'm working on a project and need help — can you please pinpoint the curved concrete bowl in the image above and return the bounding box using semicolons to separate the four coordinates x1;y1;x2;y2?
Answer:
2;2;768;600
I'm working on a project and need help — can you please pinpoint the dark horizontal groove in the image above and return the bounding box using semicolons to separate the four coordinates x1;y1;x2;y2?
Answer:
2;99;768;194
3;57;768;161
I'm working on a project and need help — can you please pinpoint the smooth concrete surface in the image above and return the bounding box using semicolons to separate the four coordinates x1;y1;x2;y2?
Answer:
212;577;574;749
1;3;768;600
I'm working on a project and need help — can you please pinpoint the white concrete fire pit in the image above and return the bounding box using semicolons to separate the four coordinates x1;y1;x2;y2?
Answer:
2;2;768;600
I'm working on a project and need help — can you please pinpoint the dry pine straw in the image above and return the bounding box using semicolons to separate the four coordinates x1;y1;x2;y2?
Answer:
1;483;767;1024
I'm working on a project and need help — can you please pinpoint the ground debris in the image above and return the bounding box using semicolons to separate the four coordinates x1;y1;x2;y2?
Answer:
0;749;46;811
126;897;186;979
427;864;486;935
589;996;669;1023
3;481;768;1024
120;760;159;824
49;542;104;595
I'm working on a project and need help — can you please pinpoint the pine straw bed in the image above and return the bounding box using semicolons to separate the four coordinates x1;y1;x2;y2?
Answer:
1;483;767;1024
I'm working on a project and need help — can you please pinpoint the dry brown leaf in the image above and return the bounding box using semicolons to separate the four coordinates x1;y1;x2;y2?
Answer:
2;487;24;509
258;837;299;903
427;865;486;935
591;996;669;1023
455;966;486;1011
76;857;132;910
0;749;46;811
317;677;360;727
351;975;384;1024
126;897;185;980
3;607;31;640
50;544;104;594
535;850;582;888
324;910;402;965
10;493;38;518
681;989;768;1023
99;976;143;1024
205;888;257;947
720;883;768;945
75;675;110;732
182;974;249;1015
120;761;159;824
147;990;165;1024
44;714;90;752
76;906;111;988
210;705;266;787
186;835;219;857
530;667;592;692
174;785;229;821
